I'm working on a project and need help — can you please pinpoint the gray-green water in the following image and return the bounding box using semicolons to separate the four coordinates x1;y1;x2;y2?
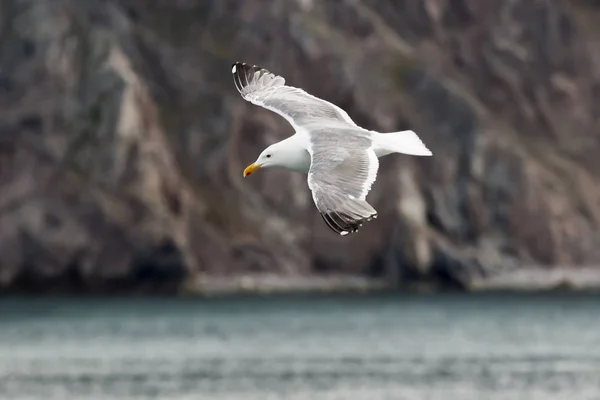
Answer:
1;293;600;399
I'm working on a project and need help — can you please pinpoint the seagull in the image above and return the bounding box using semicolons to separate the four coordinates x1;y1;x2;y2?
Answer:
232;62;432;236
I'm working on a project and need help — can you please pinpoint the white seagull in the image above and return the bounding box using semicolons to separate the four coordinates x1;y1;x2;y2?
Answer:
232;62;432;236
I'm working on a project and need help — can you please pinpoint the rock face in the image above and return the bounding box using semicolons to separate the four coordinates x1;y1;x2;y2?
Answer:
1;0;599;293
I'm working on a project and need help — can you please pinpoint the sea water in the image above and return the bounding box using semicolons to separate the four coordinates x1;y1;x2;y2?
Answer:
0;292;599;399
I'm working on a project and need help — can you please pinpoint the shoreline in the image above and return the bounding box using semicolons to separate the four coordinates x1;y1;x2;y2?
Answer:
181;267;600;296
181;274;395;296
467;267;600;292
3;268;600;296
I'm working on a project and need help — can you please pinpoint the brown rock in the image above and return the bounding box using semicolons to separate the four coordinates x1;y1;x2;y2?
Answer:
1;0;599;292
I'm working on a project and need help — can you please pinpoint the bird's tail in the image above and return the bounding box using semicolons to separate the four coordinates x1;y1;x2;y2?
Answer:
377;130;432;156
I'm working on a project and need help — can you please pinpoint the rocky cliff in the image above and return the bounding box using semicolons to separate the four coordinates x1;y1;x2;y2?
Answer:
1;0;599;293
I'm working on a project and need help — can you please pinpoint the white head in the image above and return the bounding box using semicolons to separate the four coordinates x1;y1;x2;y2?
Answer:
243;139;310;177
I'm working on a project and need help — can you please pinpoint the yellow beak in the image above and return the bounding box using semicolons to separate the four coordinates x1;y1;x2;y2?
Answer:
243;163;262;177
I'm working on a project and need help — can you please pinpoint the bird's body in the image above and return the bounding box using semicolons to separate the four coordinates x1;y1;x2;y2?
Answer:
232;62;432;235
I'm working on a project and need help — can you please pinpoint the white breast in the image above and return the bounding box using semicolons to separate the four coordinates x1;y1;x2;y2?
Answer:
277;132;312;173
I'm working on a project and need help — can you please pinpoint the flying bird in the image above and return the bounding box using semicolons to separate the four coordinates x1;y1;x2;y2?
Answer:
232;62;432;236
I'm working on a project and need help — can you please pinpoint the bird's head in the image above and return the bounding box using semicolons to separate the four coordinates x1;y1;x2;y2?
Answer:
243;142;287;177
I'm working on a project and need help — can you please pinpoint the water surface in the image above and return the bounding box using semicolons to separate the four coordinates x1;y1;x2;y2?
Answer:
1;292;599;399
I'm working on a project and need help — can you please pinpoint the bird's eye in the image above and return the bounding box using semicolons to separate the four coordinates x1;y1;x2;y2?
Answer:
266;154;271;158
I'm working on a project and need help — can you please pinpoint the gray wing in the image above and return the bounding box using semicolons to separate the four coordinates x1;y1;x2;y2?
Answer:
232;62;356;129
307;131;379;235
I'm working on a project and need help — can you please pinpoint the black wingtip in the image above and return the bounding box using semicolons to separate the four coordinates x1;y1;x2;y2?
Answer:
320;211;378;236
232;62;254;92
231;61;281;95
232;62;246;92
231;62;245;76
232;62;266;74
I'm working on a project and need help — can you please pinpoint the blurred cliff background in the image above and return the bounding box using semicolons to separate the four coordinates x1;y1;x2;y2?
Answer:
4;1;600;399
2;0;600;295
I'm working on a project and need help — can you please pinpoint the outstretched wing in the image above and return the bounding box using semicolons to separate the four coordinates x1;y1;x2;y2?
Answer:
307;131;379;235
231;62;356;130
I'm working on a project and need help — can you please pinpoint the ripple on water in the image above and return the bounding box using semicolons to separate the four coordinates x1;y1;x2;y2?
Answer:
1;293;600;400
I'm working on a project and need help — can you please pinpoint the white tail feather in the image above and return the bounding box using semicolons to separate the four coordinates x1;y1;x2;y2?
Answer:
375;130;432;157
